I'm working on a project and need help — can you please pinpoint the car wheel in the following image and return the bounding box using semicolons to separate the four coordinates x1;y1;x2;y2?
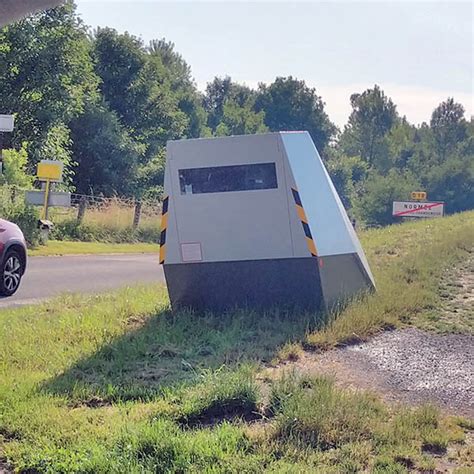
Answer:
0;250;23;296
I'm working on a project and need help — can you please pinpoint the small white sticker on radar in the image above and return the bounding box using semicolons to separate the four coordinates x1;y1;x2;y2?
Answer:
181;242;202;262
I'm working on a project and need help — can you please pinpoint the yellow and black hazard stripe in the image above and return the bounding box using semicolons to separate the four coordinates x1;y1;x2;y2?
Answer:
159;196;169;264
291;188;317;257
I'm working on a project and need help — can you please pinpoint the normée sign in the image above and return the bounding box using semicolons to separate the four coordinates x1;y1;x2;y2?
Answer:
392;201;444;218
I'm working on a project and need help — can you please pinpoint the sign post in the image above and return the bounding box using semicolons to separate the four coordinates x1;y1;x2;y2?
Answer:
42;179;52;220
0;114;15;174
25;160;69;242
35;160;64;221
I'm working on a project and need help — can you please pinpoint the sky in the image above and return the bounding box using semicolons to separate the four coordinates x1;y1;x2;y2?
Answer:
76;1;473;128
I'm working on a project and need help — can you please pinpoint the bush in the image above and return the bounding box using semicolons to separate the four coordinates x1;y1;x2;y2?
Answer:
5;204;41;246
354;169;420;226
0;187;40;246
0;145;34;188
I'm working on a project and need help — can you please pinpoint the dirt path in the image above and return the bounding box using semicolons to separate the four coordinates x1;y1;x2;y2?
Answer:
266;328;473;417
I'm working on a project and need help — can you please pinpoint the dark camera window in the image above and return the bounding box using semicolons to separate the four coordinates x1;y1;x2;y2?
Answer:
179;163;277;195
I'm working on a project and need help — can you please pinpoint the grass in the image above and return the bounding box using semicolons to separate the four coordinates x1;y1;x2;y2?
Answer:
1;212;473;472
51;198;160;233
28;240;160;256
49;199;162;244
421;255;474;334
306;210;474;349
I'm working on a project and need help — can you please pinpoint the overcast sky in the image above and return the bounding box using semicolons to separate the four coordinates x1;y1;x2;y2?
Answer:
76;1;473;127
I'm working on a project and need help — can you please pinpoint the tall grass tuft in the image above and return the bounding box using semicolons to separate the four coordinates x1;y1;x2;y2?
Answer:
270;373;384;450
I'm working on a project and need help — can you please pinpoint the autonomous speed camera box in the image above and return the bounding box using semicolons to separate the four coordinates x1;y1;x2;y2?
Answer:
159;132;375;312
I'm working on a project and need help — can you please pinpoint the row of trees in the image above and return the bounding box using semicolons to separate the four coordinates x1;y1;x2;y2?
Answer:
0;2;472;225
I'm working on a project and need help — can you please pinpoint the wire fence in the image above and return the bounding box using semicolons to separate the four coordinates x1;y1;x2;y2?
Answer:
54;193;162;230
0;185;162;231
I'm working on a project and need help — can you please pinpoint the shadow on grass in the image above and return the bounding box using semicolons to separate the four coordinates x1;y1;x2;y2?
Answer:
42;306;325;404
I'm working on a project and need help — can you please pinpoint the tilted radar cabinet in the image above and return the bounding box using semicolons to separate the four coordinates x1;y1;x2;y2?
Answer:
160;132;375;312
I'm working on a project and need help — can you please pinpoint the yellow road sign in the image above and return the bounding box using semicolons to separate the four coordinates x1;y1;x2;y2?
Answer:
411;191;427;201
37;160;63;182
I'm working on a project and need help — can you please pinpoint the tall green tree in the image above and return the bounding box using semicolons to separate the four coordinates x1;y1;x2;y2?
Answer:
215;100;267;137
0;1;98;169
148;39;209;138
430;98;467;162
386;118;416;170
254;76;336;152
203;76;256;133
92;28;145;126
69;101;144;196
340;85;398;169
90;28;192;196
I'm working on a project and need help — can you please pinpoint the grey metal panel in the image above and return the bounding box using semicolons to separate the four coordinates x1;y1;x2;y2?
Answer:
319;252;375;311
25;190;70;207
281;132;358;257
162;153;182;264
166;133;293;263
281;132;375;286
164;257;323;313
278;134;311;258
0;0;63;27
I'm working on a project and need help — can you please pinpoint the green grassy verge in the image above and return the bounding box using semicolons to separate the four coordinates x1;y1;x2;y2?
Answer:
307;211;474;349
28;240;160;256
1;212;473;472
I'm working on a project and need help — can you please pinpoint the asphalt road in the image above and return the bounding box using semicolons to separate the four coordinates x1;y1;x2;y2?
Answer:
0;254;165;308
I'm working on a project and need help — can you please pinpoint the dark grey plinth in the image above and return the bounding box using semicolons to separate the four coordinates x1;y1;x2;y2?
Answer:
164;257;323;313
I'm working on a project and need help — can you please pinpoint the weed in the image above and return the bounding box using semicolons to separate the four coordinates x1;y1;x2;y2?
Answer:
270;374;384;450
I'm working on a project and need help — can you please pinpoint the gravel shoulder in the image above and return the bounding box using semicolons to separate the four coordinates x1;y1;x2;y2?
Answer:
266;328;474;418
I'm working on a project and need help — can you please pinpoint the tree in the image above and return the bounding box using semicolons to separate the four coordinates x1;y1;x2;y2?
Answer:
148;39;209;138
340;85;398;168
215;100;267;137
424;153;474;214
91;28;194;196
354;169;420;226
0;1;98;169
325;153;368;210
203;76;256;133
386;118;416;170
92;27;145;126
430;98;467;161
69;101;144;196
0;144;33;188
254;76;336;152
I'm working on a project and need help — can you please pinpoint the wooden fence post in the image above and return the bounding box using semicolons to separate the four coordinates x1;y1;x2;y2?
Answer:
77;196;87;224
133;200;142;229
